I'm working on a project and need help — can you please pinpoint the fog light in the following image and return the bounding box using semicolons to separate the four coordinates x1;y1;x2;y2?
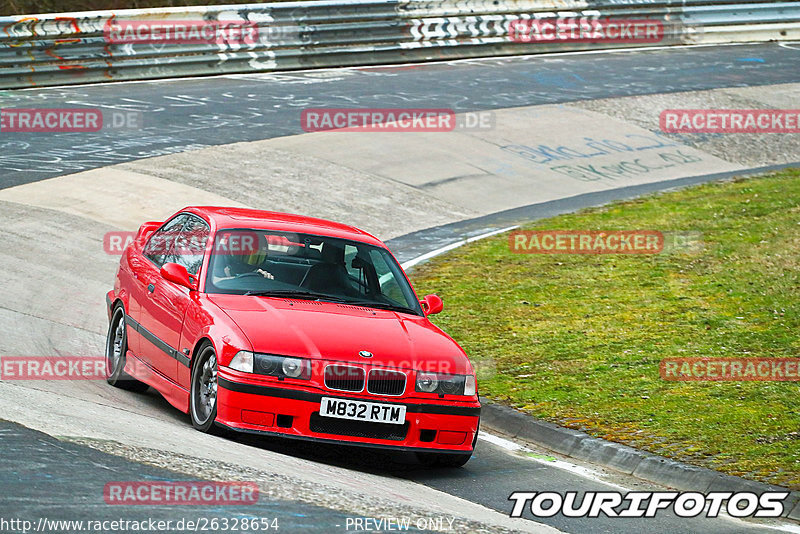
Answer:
436;431;466;445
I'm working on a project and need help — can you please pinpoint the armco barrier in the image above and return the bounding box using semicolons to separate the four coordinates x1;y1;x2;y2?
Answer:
1;0;799;89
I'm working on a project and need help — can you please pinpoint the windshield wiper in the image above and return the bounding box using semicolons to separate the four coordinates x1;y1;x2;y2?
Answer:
343;300;419;315
243;291;417;313
243;289;348;302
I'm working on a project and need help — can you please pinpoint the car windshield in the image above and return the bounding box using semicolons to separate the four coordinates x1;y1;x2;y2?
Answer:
204;229;423;315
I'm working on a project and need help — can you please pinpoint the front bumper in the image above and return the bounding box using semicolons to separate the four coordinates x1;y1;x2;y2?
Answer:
216;370;480;453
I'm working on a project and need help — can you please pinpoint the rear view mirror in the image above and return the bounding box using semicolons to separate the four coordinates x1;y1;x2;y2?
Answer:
421;294;444;315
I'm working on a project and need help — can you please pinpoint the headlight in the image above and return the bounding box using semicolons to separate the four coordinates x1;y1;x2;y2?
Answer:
228;351;310;380
415;372;476;396
281;358;304;378
255;353;311;380
416;372;439;393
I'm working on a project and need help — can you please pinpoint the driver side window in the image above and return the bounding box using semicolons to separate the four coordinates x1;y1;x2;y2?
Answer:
170;215;209;276
143;215;188;268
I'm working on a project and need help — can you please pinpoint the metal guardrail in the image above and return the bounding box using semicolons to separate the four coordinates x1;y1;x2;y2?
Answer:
1;0;799;88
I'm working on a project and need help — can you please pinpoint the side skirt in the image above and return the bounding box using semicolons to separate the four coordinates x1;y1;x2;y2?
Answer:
125;351;189;414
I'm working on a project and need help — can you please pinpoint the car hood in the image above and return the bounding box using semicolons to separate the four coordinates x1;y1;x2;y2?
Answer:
208;294;471;374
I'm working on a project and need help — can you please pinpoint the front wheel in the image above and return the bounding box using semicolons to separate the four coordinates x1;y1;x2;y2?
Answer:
105;306;149;392
190;343;220;433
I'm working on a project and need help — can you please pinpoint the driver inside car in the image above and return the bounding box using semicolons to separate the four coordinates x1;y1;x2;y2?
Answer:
214;233;274;281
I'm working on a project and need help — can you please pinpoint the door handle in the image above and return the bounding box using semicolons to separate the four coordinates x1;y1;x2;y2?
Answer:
147;283;155;293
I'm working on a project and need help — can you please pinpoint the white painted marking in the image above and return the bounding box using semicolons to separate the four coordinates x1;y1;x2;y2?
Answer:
767;521;800;533
400;225;518;271
478;429;525;451
478;431;628;490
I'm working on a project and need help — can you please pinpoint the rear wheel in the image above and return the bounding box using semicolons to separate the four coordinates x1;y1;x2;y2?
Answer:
105;306;149;392
190;342;220;433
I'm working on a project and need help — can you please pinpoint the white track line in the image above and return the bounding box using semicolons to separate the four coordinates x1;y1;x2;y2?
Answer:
400;225;518;271
478;431;629;491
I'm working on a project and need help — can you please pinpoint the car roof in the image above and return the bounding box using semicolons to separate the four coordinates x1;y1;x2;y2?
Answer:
182;206;385;247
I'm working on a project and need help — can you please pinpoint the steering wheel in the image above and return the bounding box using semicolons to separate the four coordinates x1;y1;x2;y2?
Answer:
346;273;370;290
235;271;269;279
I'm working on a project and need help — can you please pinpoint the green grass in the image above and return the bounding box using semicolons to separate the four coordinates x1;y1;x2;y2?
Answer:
409;170;800;488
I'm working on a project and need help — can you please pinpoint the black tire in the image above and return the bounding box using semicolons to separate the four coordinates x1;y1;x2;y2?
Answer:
439;451;474;468
416;450;473;468
190;342;221;433
105;305;149;392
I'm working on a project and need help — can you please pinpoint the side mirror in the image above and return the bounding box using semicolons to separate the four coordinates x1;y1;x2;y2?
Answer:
420;294;444;316
160;262;196;290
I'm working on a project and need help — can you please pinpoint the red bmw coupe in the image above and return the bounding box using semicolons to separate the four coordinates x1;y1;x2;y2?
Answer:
105;207;480;466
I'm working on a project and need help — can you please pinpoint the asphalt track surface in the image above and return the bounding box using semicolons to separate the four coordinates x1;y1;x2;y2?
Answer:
0;420;358;533
2;43;800;188
1;43;799;534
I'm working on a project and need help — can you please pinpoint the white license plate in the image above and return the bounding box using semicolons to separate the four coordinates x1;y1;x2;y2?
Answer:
319;397;406;425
